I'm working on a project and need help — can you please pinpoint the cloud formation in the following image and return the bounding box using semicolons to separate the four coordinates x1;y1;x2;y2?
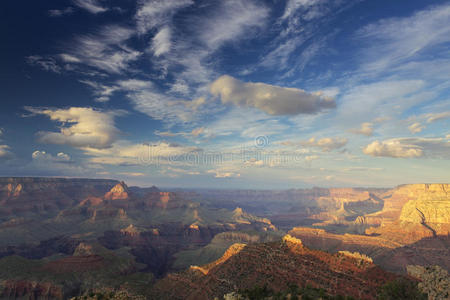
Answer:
210;75;336;115
300;137;348;151
32;151;71;162
363;137;450;158
73;0;108;14
84;141;200;166
408;122;425;134
0;145;12;158
151;26;172;56
350;122;373;136
426;111;450;123
26;107;123;149
65;25;140;74
135;0;193;34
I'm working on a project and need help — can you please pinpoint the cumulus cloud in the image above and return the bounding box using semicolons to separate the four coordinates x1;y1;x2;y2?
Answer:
32;151;71;162
0;145;12;158
210;75;335;115
363;137;450;158
350;122;373;136
301;137;348;151
26;107;123;150
408;122;425;134
73;0;108;14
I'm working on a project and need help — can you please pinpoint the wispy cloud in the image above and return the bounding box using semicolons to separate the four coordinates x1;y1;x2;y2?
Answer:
408;122;425;134
355;3;450;74
73;0;108;14
64;25;140;74
26;56;61;73
48;7;74;17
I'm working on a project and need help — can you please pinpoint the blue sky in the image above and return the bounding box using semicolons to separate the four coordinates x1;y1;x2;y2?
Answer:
0;0;449;188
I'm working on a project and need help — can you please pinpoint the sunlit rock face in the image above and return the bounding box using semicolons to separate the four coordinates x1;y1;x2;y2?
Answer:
399;184;450;225
104;182;129;200
365;184;450;242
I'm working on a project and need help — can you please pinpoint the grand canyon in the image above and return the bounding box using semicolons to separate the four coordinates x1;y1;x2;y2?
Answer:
2;0;450;299
0;178;448;299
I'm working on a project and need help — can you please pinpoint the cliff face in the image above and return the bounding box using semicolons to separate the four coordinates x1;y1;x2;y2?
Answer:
399;185;450;225
366;184;450;243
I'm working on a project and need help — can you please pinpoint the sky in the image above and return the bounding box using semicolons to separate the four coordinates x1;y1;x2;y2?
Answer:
0;0;449;189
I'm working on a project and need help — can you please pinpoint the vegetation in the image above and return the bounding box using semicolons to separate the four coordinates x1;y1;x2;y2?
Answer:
236;284;356;300
377;279;427;300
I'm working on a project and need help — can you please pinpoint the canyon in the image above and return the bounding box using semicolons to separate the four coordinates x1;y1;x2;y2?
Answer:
0;178;449;299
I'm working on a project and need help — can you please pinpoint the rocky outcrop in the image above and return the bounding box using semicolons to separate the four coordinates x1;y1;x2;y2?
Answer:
190;243;246;275
104;182;130;200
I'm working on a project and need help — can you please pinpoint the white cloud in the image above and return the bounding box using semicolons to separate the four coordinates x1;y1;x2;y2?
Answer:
338;80;425;125
73;0;108;14
426;111;450;123
207;169;241;178
210;75;336;115
67;25;140;74
26;56;61;73
83;141;200;166
32;151;71;162
0;128;3;136
408;122;425;134
0;145;12;158
59;54;81;63
300;137;347;151
26;107;123;150
135;0;193;34
350;122;373;136
281;0;323;20
48;7;74;17
198;0;269;50
151;26;172;56
356;3;450;73
363;137;450;158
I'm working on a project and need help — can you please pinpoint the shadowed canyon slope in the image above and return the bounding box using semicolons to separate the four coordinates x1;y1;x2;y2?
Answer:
151;235;403;300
